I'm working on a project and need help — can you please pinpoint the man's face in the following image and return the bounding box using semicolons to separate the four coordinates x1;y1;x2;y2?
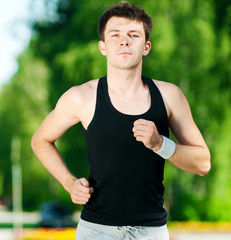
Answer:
99;17;151;70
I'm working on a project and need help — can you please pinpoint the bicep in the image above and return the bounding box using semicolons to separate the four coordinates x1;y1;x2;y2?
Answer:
35;110;79;143
33;89;81;143
168;88;206;147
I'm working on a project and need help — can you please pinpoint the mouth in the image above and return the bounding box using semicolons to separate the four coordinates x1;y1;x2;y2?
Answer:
118;52;132;55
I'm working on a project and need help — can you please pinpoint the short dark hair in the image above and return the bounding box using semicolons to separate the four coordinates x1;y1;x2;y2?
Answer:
98;2;153;42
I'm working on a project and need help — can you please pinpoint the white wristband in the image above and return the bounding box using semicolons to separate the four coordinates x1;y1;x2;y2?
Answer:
153;135;176;159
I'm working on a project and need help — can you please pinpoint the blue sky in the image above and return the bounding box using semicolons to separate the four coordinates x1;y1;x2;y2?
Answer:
0;1;58;89
0;0;33;89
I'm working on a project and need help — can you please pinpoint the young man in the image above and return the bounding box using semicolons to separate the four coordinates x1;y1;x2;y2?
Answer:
31;2;210;240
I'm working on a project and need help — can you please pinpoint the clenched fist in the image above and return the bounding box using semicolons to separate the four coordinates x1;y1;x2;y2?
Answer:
68;178;94;205
132;119;163;151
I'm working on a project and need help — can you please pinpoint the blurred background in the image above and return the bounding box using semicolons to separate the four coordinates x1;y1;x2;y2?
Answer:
0;0;231;239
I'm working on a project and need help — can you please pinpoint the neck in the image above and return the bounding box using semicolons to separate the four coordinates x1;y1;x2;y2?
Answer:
106;65;144;95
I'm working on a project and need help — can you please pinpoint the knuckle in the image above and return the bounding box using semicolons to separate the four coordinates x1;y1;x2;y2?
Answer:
79;177;86;183
72;198;78;204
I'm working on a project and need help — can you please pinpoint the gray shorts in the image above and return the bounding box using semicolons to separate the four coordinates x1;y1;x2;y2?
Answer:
75;218;169;240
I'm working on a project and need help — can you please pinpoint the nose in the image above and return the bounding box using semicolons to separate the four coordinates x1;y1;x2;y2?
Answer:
120;36;131;47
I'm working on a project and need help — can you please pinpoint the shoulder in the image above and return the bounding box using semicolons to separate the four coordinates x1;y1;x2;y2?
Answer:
54;79;99;120
62;79;98;99
153;79;182;96
151;79;189;118
57;79;99;107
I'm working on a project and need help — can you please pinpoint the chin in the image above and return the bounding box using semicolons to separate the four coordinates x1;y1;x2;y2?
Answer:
114;61;140;69
117;64;137;70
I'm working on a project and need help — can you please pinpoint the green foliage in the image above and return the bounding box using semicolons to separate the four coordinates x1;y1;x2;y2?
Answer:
0;49;51;209
206;108;231;221
0;0;230;220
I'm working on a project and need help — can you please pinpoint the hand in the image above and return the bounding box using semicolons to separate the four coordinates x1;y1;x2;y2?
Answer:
132;119;163;151
68;178;94;205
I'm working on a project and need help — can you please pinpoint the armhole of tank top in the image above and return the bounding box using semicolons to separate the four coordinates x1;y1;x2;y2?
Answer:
85;78;102;132
148;78;170;128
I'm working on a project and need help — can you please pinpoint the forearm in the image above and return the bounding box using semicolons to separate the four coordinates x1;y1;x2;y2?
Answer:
31;137;76;193
167;144;211;176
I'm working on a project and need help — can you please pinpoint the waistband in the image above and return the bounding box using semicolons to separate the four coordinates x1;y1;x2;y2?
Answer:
78;218;169;239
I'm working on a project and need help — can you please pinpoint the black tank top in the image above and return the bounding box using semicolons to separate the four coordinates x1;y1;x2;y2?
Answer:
81;76;169;226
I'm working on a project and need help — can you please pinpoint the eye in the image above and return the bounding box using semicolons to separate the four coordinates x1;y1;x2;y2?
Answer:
112;34;119;37
129;34;139;38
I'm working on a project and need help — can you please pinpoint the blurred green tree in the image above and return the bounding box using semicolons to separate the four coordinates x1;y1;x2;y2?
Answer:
0;0;230;220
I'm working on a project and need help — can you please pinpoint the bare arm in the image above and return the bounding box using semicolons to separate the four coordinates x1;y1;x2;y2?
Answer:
133;82;211;176
31;86;94;204
164;83;210;175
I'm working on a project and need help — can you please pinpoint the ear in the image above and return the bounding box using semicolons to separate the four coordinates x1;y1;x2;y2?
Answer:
98;41;107;56
143;41;151;56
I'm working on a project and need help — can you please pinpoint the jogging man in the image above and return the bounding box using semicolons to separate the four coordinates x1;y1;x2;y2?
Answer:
31;2;210;240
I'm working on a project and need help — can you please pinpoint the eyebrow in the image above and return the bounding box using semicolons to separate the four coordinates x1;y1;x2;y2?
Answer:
107;30;120;33
107;29;143;35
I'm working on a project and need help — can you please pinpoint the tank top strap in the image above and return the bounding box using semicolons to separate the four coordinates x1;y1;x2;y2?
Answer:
142;76;169;130
85;76;106;131
142;76;161;103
